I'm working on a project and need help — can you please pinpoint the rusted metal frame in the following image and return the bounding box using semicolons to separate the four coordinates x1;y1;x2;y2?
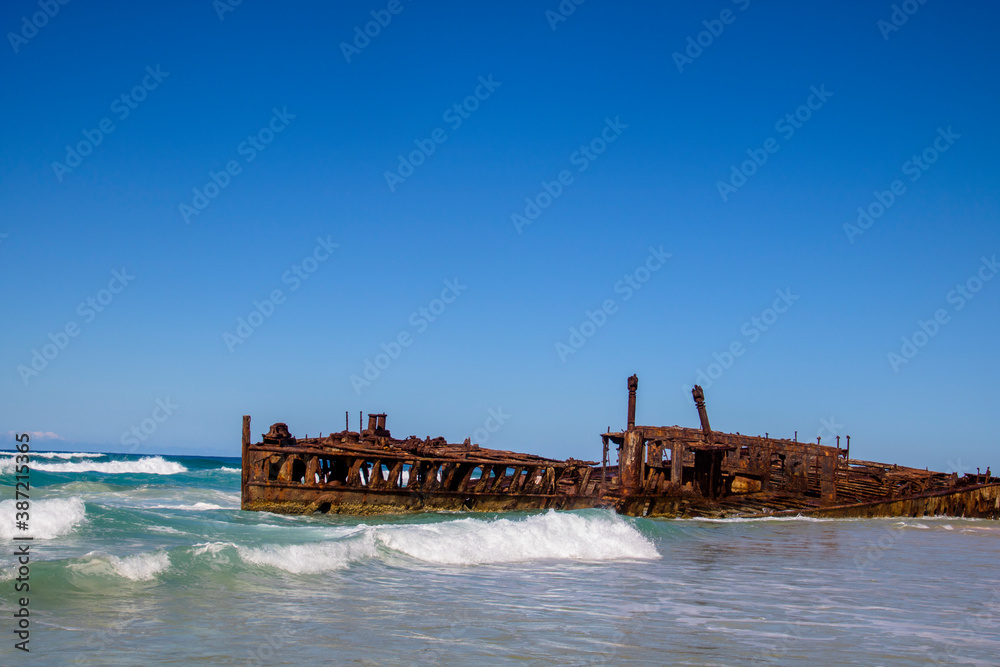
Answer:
642;466;661;494
245;479;575;501
489;466;512;493
509;467;528;493
251;443;563;472
455;464;477;492
473;465;494;493
542;467;558;494
423;463;443;491
501;466;523;493
346;458;365;486
578;467;593;496
524;466;543;493
386;460;405;489
601;436;609;490
305;456;320;486
242;416;251;494
405;461;424;489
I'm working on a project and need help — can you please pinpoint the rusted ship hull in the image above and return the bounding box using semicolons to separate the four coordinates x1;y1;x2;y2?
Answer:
773;482;1000;520
240;377;998;520
243;482;604;516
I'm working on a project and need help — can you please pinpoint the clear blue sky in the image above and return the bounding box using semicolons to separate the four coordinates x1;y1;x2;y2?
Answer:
2;0;998;472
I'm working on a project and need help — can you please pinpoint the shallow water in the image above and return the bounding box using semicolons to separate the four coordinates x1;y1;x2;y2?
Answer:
1;452;998;665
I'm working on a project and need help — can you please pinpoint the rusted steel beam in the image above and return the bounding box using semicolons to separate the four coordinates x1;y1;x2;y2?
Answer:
691;384;714;444
241;415;251;505
620;430;644;493
627;374;638;430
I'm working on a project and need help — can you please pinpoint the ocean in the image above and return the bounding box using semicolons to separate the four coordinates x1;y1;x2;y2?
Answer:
1;451;998;665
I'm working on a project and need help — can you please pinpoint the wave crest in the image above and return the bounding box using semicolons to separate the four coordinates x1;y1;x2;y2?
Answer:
0;497;86;540
70;551;171;581
376;510;660;565
234;534;378;574
1;455;187;475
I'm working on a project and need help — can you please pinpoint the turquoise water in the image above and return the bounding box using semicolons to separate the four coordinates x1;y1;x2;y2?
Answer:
1;451;998;665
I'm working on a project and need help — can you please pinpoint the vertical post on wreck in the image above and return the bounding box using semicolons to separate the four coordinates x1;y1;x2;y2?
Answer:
670;440;684;486
627;374;637;430
602;436;608;488
691;385;713;444
621;375;643;493
241;415;250;507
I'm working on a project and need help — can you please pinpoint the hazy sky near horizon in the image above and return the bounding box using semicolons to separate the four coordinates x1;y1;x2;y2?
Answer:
2;0;998;471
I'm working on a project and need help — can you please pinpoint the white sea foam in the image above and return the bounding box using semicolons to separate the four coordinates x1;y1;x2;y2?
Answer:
23;452;104;459
191;541;237;556
217;467;240;473
101;488;240;511
70;550;171;581
686;515;837;523
234;533;378;574
147;502;226;511
8;456;187;475
378;510;660;564
189;513;656;575
0;497;86;540
109;551;171;580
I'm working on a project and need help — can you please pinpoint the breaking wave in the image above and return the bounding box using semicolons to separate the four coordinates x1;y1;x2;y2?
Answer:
377;510;660;564
186;511;658;574
3;456;188;475
24;452;104;459
190;533;377;575
70;550;171;581
0;497;87;540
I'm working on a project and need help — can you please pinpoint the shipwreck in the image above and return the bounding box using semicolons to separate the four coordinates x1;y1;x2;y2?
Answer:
240;375;1000;519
